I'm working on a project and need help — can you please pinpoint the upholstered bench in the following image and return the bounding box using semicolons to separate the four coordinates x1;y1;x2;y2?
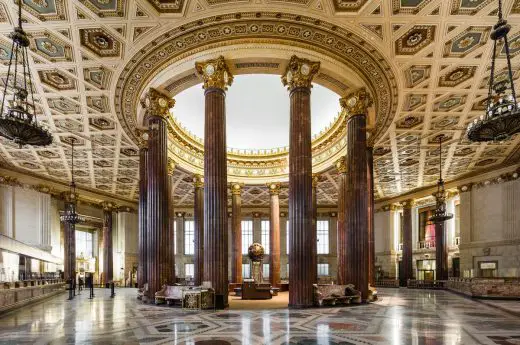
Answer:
313;284;362;306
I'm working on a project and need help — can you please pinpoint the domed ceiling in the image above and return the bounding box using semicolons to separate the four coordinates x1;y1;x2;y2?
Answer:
0;0;519;207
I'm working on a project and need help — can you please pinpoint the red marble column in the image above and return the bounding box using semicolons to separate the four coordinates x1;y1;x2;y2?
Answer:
230;183;243;284
61;192;78;282
312;174;319;284
102;202;115;287
141;88;175;301
166;158;176;285
402;200;414;286
195;56;233;309
367;146;375;286
268;183;281;287
282;55;320;308
193;175;204;286
435;222;448;280
335;157;348;285
137;131;148;288
341;88;372;301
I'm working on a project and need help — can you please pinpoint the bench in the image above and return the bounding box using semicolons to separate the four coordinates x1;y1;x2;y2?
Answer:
313;284;362;306
137;283;148;300
155;285;185;305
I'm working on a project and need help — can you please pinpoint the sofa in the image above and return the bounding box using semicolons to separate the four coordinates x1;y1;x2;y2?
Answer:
154;281;215;308
313;284;362;306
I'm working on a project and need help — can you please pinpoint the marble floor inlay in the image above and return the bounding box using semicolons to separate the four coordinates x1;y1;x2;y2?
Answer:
0;288;520;344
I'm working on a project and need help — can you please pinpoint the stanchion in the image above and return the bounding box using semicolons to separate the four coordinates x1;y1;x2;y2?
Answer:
110;282;115;298
67;279;73;300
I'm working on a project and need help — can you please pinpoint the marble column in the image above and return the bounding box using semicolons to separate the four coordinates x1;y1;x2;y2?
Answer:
195;56;233;309
193;175;204;286
230;183;243;284
341;88;372;301
136;130;148;288
435;221;448;280
166;158;176;285
102;202;115;287
335;157;348;285
61;192;78;282
282;55;320;308
312;174;319;284
140;87;175;300
402;200;414;286
367;146;375;286
268;183;281;287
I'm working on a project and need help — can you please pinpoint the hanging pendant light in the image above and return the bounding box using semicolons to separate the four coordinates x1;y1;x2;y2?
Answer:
60;138;85;225
466;0;520;142
0;0;52;148
429;135;453;224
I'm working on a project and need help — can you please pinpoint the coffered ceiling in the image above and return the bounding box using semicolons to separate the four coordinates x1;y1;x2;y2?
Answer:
0;0;519;207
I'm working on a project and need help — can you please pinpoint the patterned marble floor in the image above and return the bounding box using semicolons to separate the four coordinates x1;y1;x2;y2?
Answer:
0;288;520;345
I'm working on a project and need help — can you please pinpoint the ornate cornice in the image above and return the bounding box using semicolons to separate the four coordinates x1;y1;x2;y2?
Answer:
140;87;175;119
335;156;347;174
193;174;204;188
267;182;281;195
230;182;243;195
340;87;373;118
195;55;233;90
281;55;320;90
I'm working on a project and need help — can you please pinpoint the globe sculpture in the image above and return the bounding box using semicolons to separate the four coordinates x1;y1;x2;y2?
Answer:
247;243;265;283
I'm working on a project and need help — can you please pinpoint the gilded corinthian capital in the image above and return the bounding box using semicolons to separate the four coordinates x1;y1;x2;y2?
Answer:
267;182;281;195
230;182;243;195
195;56;233;90
135;129;148;150
167;157;176;176
140;87;175;118
335;156;347;174
193;174;204;188
281;55;320;90
339;87;373;118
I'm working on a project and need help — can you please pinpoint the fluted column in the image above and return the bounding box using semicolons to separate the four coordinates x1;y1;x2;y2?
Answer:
230;183;243;284
401;200;414;286
268;183;281;287
136;130;148;288
193;175;204;286
102;202;115;287
335;157;348;284
435;222;448;280
282;55;320;308
367;145;375;286
312;174;319;284
166;158;176;285
195;56;233;309
341;88;372;301
141;88;175;300
61;192;78;282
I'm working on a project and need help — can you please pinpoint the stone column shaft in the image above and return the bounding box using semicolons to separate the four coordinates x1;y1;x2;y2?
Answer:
166;159;176;285
137;143;148;288
193;175;204;286
336;157;347;284
102;203;114;286
63;201;76;282
231;184;242;284
367;146;375;286
435;222;448;280
268;183;281;287
402;201;414;285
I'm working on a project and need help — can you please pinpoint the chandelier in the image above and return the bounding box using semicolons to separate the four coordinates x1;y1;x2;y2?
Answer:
0;1;52;148
429;135;453;224
60;138;85;225
466;0;520;142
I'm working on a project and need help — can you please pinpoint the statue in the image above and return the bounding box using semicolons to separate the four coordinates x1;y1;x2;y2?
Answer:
247;243;264;283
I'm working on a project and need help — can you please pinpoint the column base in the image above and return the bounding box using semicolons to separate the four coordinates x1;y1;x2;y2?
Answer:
215;294;229;309
288;303;314;309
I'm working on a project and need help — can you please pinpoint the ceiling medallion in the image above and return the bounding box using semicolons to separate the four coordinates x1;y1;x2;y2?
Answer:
0;1;52;148
467;0;520;142
429;135;453;225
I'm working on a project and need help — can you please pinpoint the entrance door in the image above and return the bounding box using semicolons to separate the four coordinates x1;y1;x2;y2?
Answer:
423;270;435;281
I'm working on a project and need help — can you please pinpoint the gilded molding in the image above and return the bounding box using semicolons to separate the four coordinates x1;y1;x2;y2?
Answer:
102;201;116;212
340;87;373;118
61;191;79;204
457;184;473;193
267;182;281;195
193;174;204;188
401;199;415;209
281;55;320;90
0;176;21;187
195;55;233;90
312;173;320;187
167;157;176;176
335;156;347;174
230;182;243;195
140;87;175;119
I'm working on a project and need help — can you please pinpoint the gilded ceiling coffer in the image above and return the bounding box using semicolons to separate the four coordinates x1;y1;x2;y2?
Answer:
282;55;320;308
195;56;232;308
140;87;176;301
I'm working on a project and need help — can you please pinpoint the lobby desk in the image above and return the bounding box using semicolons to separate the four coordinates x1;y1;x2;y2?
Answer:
0;282;66;314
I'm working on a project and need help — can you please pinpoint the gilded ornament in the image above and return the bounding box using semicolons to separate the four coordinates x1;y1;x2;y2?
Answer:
102;201;115;211
167;157;176;175
140;87;175;119
281;55;320;90
266;182;281;195
340;87;373;118
312;173;320;187
135;129;148;149
335;156;347;174
195;56;233;90
401;199;415;208
230;182;242;195
193;174;204;188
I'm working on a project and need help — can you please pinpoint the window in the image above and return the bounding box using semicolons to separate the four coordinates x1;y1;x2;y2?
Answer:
263;263;269;278
317;263;329;277
75;230;93;258
317;220;329;254
286;220;290;254
242;220;253;254
184;220;194;255
261;220;270;254
242;263;251;279
185;263;194;277
174;221;177;254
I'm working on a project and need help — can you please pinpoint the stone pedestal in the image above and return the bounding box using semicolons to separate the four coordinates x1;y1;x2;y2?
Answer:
231;183;242;284
268;183;281;287
402;200;414;286
141;87;175;300
102;202;114;287
195;56;233;309
335;157;347;284
282;55;320;308
137;132;148;288
193;175;204;286
341;88;372;301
